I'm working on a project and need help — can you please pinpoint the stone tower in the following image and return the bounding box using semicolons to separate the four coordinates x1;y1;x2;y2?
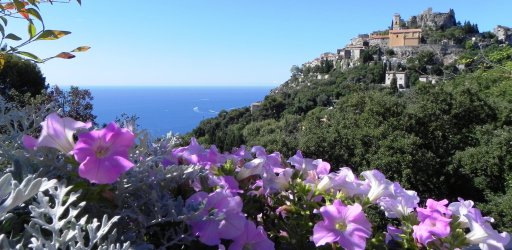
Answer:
393;14;401;30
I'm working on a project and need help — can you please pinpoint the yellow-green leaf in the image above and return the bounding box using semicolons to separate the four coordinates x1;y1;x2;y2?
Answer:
55;52;75;59
71;46;91;52
36;30;71;40
17;51;42;62
5;33;22;41
28;22;36;38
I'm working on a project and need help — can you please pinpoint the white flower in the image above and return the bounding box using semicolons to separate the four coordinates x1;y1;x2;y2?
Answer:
465;209;510;250
361;170;393;202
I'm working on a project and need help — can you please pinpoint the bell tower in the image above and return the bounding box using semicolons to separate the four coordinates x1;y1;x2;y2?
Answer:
393;14;401;30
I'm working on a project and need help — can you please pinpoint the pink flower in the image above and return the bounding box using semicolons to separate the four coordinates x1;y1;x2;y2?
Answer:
312;200;372;249
228;220;274;250
74;122;135;184
23;112;91;154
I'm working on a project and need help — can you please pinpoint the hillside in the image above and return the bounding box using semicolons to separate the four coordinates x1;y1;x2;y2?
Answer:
186;8;512;232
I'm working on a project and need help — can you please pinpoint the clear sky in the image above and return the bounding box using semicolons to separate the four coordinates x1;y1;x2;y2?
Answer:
10;0;512;87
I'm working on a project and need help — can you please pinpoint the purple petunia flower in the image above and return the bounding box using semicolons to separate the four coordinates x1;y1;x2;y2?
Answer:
413;199;452;246
228;220;274;250
23;112;91;154
73;122;135;184
385;224;403;244
413;210;451;246
312;200;372;249
288;150;331;186
169;138;228;168
237;147;283;180
185;190;246;246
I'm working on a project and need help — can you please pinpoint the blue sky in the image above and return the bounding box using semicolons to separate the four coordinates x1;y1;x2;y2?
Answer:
10;0;512;87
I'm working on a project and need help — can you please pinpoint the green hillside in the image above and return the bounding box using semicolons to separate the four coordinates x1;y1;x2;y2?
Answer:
187;19;512;231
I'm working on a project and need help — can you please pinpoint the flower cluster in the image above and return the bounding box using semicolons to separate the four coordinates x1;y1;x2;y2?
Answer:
170;137;510;250
21;113;511;249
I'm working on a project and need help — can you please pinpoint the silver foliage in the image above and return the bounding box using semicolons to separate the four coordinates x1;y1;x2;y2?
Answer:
26;181;129;250
0;173;57;220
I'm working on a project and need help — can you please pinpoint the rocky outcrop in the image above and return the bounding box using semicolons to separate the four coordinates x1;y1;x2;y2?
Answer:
494;25;512;44
408;8;456;30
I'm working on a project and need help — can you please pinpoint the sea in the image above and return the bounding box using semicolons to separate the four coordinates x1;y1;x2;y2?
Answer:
89;86;273;137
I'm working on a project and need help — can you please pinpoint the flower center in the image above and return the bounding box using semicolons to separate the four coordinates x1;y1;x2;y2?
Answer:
95;146;110;158
336;222;347;231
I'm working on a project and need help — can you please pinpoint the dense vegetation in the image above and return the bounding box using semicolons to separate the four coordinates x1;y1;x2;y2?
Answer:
189;43;512;232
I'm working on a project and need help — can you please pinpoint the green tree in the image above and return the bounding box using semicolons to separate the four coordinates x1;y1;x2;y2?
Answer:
0;54;46;100
50;85;97;124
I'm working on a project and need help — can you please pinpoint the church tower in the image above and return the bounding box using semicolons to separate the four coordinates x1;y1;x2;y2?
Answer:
393;14;401;30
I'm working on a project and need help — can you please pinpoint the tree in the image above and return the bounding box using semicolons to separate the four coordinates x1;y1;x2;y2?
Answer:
0;54;46;99
49;85;97;124
390;76;398;93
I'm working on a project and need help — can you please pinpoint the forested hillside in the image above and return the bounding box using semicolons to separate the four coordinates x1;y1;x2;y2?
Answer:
188;34;512;231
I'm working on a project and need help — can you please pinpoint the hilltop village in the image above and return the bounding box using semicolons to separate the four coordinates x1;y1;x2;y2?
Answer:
282;8;512;92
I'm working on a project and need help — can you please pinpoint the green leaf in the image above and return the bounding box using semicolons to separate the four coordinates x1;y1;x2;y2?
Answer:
5;33;22;41
71;46;91;52
13;0;26;11
25;8;43;22
55;52;76;59
0;25;4;38
17;51;42;62
35;30;71;40
0;17;8;26
28;22;36;38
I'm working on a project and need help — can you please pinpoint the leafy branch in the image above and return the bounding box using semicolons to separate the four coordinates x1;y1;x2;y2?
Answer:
0;0;86;66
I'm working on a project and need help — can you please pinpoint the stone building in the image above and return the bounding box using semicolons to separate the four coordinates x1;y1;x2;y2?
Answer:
419;75;440;84
389;14;422;47
385;71;408;90
250;102;262;113
342;45;366;61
